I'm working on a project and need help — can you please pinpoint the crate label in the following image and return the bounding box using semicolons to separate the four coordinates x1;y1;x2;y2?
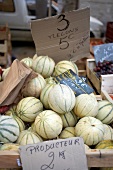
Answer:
19;137;88;170
93;43;113;64
31;7;90;63
53;69;94;96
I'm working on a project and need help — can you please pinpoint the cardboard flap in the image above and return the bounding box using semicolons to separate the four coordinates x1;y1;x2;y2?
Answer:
31;7;90;63
0;59;37;106
19;137;88;170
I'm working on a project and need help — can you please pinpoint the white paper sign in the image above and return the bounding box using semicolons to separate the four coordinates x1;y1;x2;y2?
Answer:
19;137;88;170
31;7;90;63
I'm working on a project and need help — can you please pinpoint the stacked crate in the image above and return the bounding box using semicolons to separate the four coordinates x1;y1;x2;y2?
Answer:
0;25;12;68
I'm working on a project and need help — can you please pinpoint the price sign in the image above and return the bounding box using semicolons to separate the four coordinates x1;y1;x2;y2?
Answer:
53;69;94;96
93;43;113;64
19;137;88;170
31;7;90;63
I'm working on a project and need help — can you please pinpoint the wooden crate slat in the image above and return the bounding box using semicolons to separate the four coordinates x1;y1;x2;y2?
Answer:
0;149;113;168
0;40;8;53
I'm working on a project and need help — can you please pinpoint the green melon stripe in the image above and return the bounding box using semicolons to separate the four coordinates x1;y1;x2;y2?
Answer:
41;85;51;100
41;57;47;75
79;101;94;117
99;103;112;111
34;78;37;96
0;131;10;142
0;124;19;128
94;126;104;135
66;86;73;112
70;112;76;121
108;125;113;139
0;117;14;123
37;119;42;135
64;129;74;135
20;133;27;144
107;116;113;124
43;121;48;139
34;57;42;71
44;57;51;76
0;128;18;136
19;113;33;120
101;107;113;122
45;120;59;136
50;96;65;113
60;84;68;112
38;76;44;89
30;133;35;143
26;133;29;145
20;98;34;111
22;101;41;112
64;114;70;126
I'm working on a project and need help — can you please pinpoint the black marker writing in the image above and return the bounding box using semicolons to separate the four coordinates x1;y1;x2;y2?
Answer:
40;152;54;170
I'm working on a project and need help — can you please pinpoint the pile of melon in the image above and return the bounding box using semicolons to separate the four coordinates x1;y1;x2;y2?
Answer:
0;55;113;170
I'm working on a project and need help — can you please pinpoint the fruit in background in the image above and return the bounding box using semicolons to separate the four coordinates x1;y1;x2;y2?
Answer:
73;94;98;118
32;55;55;78
53;60;78;76
21;73;46;98
0;143;19;151
75;116;104;146
95;140;113;149
59;127;75;139
96;100;113;124
16;97;43;122
93;60;113;78
17;128;43;145
21;57;33;68
0;105;9;114
0;115;19;143
34;110;63;139
48;84;76;114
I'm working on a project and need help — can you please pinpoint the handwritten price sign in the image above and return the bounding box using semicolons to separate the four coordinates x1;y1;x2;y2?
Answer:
31;7;90;63
19;137;88;170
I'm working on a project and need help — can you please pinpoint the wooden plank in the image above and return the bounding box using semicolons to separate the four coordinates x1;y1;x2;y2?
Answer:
101;89;113;104
0;149;113;168
86;59;101;93
0;40;8;53
87;149;113;167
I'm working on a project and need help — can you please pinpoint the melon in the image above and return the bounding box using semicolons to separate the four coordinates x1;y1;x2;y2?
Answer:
17;128;43;145
95;140;113;149
40;83;56;109
5;105;25;132
60;110;77;128
75;116;104;146
48;84;76;114
103;124;113;140
32;55;55;78
96;100;113;124
21;57;33;68
16;97;43;122
0;115;19;143
59;127;75;139
73;94;98;118
53;60;78;76
0;143;19;151
21;73;46;98
34;110;63;139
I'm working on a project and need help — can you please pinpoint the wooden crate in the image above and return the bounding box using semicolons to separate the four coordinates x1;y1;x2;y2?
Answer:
86;59;113;94
0;149;113;168
0;25;12;67
101;89;113;104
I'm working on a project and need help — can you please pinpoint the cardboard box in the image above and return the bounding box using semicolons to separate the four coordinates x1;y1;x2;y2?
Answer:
86;58;113;94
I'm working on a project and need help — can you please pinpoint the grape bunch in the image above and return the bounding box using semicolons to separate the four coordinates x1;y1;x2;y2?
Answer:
93;60;113;78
